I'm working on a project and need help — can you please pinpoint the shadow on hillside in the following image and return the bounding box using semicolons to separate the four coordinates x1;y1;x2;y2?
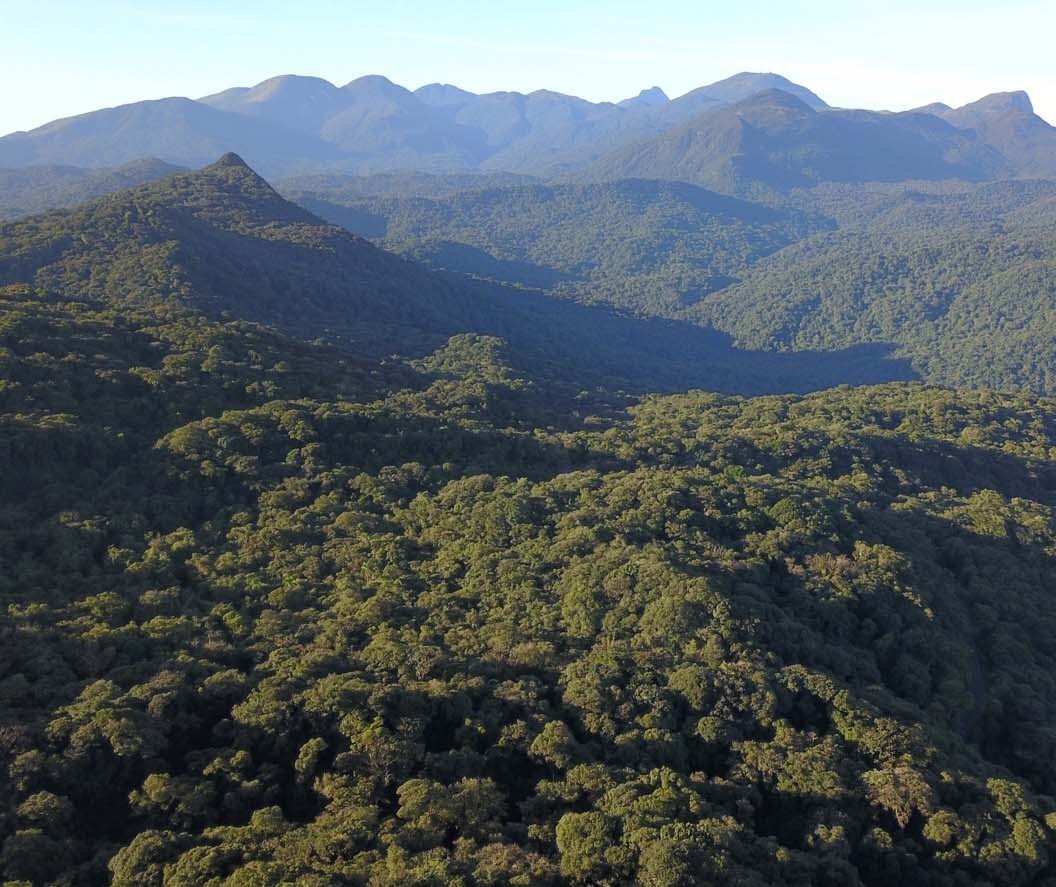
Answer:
174;209;920;399
407;240;577;291
450;275;920;396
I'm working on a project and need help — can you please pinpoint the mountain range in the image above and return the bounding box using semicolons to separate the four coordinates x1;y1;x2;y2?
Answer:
3;71;1053;186
6;61;1056;884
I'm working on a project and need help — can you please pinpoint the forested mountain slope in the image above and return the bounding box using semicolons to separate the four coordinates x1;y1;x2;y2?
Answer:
277;177;833;316
583;91;1006;195
5;59;1056;887
276;169;1056;396
3;271;1056;883
0;154;915;394
692;179;1056;393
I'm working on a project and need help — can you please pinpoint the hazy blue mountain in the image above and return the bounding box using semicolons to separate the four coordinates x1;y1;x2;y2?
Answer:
2;73;1050;183
618;86;670;108
316;75;486;171
199;74;353;133
414;82;479;109
913;101;954;115
684;71;828;109
585;90;1005;194
0;97;342;177
939;91;1056;178
0;157;183;219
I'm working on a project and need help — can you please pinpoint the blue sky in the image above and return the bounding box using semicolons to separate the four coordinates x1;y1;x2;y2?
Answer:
3;0;1055;135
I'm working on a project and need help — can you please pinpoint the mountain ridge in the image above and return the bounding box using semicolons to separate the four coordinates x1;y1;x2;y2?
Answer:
0;71;891;179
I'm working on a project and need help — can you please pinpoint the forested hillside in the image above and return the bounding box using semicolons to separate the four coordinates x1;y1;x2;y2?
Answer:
4;269;1056;883
693;180;1056;393
278;177;831;316
0;160;183;220
2;154;1056;885
0;155;914;395
283;171;1056;396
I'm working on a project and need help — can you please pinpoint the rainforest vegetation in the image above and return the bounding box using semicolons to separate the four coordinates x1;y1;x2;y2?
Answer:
3;158;1056;886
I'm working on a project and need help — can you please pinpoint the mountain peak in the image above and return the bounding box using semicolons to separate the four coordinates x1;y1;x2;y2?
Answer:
210;151;253;170
343;74;401;91
734;88;816;115
697;72;828;109
972;90;1034;114
619;86;670;109
912;102;953;115
415;83;478;107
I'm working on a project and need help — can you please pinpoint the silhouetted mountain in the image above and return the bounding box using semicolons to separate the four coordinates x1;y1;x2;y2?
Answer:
0;157;183;219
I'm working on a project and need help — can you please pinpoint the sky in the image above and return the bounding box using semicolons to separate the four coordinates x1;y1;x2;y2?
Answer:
3;0;1055;135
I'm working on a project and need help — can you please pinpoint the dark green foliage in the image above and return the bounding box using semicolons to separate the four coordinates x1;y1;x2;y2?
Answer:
283;169;1056;396
4;291;1056;884
693;179;1056;393
4;154;1056;886
278;177;832;317
0;155;917;395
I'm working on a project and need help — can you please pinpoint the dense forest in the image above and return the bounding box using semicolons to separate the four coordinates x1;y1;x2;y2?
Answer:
3;153;1056;886
279;174;1056;396
4;279;1056;884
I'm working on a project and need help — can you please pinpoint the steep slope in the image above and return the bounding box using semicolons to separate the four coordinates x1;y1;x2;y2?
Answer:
0;152;481;342
690;179;1056;393
940;91;1056;178
0;158;184;220
0;98;342;177
586;90;1004;195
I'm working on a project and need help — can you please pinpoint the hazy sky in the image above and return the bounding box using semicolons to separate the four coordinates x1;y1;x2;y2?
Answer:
4;0;1055;135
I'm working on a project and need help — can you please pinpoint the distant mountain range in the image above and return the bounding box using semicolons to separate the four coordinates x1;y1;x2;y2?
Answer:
4;70;1051;187
581;89;1053;195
